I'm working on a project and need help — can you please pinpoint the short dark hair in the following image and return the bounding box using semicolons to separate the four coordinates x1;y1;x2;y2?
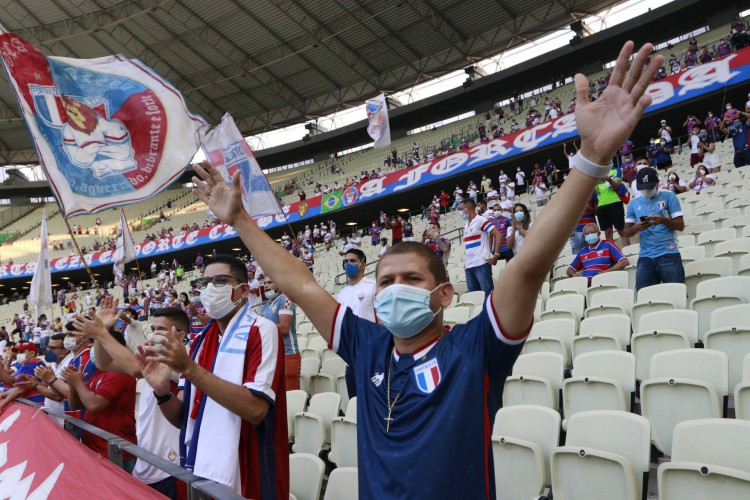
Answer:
50;333;66;342
205;254;248;283
344;248;366;264
110;329;126;347
461;197;476;208
376;241;448;284
152;307;190;334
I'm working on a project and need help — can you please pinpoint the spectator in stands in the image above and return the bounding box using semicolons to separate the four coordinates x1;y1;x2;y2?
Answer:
515;167;526;195
140;255;289;498
595;165;631;247
10;313;23;342
387;216;404;245
623;167;685;291
460;197;501;296
262;277;300;392
657;119;673;146
688;164;717;193
71;304;185;498
567;223;629;281
570;192;598;255
687;127;701;166
403;220;414;242
720;111;750;168
652;138;673;170
370;222;381;246
422;222;451;266
0;342;45;411
533;181;549;207
698;128;720;172
666;171;689;194
379;237;390;256
189;40;660;498
506;203;531;256
543;158;557;186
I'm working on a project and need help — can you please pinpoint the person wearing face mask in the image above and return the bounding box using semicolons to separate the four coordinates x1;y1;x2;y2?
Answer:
688;164;716;193
688;127;701;166
506;203;532;255
261;277;300;391
705;111;721;143
623;167;686;291
191;40;660;500
187;291;208;339
595;163;631;247
666;171;688;194
515;166;526;195
0;342;45;412
30;333;72;426
720;113;750;168
422;221;452;266
697;127;720;172
460;197;502;296
569;192;598;255
653;137;673;170
567;223;629;281
657;119;672;146
138;255;289;499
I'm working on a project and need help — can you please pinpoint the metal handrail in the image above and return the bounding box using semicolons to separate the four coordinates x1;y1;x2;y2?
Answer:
17;398;246;500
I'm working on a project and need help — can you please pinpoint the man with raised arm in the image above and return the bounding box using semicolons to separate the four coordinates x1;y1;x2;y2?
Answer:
191;41;661;500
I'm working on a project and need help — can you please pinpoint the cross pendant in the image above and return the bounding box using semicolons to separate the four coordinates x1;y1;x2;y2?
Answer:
384;410;394;432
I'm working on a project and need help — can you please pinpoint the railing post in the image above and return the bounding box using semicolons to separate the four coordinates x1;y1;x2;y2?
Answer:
107;438;125;467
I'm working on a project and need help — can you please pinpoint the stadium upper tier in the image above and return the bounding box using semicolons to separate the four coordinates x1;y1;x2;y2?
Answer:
265;25;729;202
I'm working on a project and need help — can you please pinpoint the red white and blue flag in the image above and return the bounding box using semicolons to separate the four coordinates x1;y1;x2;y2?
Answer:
414;358;441;394
201;113;283;219
366;93;391;148
0;33;207;217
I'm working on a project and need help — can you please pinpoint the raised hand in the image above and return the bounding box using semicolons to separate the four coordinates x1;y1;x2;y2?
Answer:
95;295;121;329
143;326;192;374
13;374;36;392
137;344;173;395
71;312;107;339
192;161;244;227
576;42;664;165
34;365;55;384
60;365;82;386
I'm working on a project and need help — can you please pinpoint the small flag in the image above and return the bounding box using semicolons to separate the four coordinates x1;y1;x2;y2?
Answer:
28;211;52;316
201;113;283;218
366;93;391;148
113;208;137;286
0;33;207;217
320;190;343;213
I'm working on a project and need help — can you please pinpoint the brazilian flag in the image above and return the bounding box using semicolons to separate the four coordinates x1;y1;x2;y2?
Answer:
321;189;343;213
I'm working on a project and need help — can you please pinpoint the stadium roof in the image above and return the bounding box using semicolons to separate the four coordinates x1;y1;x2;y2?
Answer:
0;0;619;164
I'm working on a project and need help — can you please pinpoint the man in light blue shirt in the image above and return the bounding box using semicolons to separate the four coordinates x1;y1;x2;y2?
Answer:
261;277;300;390
623;167;685;291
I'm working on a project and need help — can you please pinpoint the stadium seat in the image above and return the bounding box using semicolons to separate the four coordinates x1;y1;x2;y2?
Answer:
678;246;706;266
713;237;750;273
677;234;696;248
301;357;321;391
309;373;336;396
683;221;716;236
640;349;728;456
492;405;561;499
289;453;325;500
443;306;471;325
658;419;750;499
572;314;630;360
588;288;634;317
330;417;357;468
696;276;750;304
523;318;576;366
551;411;651;500
738;253;750;276
631;329;691;381
324;467;359;500
336;374;349;414
621;243;639;257
722;215;750;237
542;294;585;323
550;276;588;301
690;295;744;345
639;309;699;346
455;290;485;317
503;352;564;410
287;390;308;441
634;282;687;309
293;392;341;453
586;270;629;304
696;228;736;258
562;351;635;428
684;258;732;300
734;354;750;421
321;357;347;379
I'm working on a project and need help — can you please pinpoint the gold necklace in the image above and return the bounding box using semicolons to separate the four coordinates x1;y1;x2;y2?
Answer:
384;347;402;433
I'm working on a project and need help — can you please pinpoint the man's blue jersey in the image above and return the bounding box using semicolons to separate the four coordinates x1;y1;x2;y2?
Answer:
330;294;527;499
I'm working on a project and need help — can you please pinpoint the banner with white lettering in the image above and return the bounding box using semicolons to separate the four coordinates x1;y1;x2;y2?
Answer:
0;33;207;217
0;403;165;498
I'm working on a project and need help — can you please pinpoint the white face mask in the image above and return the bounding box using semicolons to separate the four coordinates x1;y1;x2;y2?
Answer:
639;187;659;199
16;353;28;363
200;283;243;319
64;337;79;352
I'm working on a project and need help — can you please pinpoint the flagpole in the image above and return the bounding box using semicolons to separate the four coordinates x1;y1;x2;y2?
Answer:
63;217;99;293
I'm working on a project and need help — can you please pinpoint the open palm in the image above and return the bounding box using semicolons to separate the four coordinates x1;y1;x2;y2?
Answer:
575;42;663;165
191;161;244;226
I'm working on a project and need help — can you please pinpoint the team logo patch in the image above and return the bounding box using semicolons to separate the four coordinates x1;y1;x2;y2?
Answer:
414;358;441;394
298;202;309;217
358;292;365;302
371;372;384;387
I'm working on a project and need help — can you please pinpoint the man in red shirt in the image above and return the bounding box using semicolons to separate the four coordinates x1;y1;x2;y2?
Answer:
62;330;137;472
387;216;404;245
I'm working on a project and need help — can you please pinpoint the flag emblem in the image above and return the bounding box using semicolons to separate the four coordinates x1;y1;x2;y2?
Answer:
321;190;343;213
342;186;359;207
414;358;441;394
298;202;309;217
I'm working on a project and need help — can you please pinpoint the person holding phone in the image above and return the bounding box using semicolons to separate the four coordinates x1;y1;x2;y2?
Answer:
623;167;685;291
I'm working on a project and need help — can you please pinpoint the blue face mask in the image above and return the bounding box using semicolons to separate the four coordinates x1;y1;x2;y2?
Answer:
190;296;201;304
375;284;443;338
735;122;742;130
514;211;525;222
44;350;58;363
265;290;277;300
459;211;469;220
584;233;599;245
343;262;361;278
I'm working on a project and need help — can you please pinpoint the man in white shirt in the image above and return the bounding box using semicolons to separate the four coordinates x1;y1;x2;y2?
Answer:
460;198;501;296
336;248;376;397
515;167;526;195
452;185;464;210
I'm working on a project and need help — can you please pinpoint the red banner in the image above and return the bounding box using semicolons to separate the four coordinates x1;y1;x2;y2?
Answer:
0;402;166;499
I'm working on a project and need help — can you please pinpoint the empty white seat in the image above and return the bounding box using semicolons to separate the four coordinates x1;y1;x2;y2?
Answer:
551;276;588;299
543;294;585;324
635;282;687;309
691;295;744;344
523;318;576;366
639;309;699;346
589;289;634;316
684;258;732;301
713;237;750;273
679;245;706;265
444;306;471;325
697;228;736;258
640;349;728;456
292;392;341;454
658;419;750;499
572;314;630;359
289;453;325;500
324;467;358;500
551;411;651;500
631;330;691;381
733;353;750;421
287;389;308;441
492;405;561;499
562;351;635;428
330;417;358;468
503;352;564;410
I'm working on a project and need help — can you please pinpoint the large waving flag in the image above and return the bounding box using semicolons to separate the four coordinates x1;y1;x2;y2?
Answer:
0;33;207;217
28;211;52;316
201;113;282;218
366;93;391;148
113;208;137;286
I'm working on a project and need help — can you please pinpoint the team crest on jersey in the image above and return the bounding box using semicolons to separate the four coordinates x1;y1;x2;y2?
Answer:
414;358;441;393
358;292;365;302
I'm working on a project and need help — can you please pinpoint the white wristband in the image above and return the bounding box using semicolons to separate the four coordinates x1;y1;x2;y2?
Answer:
573;152;612;178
